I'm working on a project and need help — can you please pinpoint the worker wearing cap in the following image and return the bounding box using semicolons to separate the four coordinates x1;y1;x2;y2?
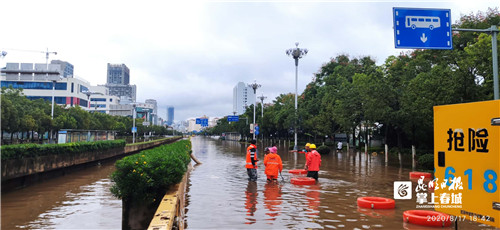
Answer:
264;146;283;182
290;143;311;154
264;147;270;156
305;144;321;180
246;139;259;182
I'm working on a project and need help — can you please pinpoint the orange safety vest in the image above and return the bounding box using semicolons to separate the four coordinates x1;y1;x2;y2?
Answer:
306;150;321;171
264;153;283;177
246;144;258;169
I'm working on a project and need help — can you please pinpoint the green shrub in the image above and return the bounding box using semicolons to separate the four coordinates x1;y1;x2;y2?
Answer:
1;140;126;160
110;140;191;204
126;137;174;146
317;145;331;155
417;153;434;171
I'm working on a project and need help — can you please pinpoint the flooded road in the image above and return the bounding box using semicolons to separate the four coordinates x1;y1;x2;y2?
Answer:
1;161;121;230
185;136;493;229
1;136;495;229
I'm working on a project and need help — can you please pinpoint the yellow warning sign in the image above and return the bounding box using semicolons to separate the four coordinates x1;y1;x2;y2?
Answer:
434;100;500;227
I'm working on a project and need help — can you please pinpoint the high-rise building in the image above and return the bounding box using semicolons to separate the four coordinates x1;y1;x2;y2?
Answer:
51;60;74;77
105;63;136;102
166;106;174;125
107;63;129;85
233;82;255;115
145;99;158;125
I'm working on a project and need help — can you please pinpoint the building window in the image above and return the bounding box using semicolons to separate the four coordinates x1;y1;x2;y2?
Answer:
79;99;87;107
1;81;67;90
26;96;66;104
90;104;106;108
80;85;89;93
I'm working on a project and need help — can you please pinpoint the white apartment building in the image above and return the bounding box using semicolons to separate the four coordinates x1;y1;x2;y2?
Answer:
87;85;121;114
233;82;256;115
187;118;202;133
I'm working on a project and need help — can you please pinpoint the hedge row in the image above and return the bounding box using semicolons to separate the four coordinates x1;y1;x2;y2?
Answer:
110;140;191;204
126;136;174;146
1;140;126;160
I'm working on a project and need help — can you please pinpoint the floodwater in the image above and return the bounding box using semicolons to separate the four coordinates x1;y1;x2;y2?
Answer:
1;161;121;230
1;136;495;229
185;136;494;229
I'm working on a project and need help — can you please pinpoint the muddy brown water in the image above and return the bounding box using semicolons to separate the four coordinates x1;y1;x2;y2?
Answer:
1;136;494;229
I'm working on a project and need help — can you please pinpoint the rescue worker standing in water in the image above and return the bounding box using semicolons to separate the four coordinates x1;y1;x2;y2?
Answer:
305;144;321;181
246;140;258;182
264;146;283;182
289;143;311;154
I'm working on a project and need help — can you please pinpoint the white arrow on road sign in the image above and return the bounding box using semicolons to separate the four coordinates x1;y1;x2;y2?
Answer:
420;33;428;43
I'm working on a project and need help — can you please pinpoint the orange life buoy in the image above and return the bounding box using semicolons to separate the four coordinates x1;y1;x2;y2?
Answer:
289;169;308;175
291;177;316;185
409;171;432;180
357;197;395;209
403;210;452;227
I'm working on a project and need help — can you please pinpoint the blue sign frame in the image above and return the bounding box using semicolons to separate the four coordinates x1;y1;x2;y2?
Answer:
196;118;208;127
228;115;239;122
393;7;452;49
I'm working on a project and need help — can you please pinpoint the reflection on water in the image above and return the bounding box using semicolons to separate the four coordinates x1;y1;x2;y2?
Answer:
263;182;282;220
185;136;493;229
1;161;121;230
244;181;258;225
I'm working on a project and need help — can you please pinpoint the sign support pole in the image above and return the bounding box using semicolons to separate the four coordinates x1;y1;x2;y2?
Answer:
492;25;499;100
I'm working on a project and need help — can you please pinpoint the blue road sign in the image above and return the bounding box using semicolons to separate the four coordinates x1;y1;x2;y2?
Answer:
196;118;201;124
201;118;208;127
228;115;239;122
132;127;137;133
255;125;259;135
393;8;452;49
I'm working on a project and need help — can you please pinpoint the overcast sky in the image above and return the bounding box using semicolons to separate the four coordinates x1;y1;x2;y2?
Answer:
2;1;497;122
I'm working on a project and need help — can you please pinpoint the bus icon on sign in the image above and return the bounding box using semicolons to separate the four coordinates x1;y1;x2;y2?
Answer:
405;16;440;30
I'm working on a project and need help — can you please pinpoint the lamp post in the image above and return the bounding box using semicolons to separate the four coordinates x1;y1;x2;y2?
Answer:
84;91;92;109
248;80;261;140
286;42;308;150
257;93;266;118
257;93;266;142
132;104;137;143
49;76;62;143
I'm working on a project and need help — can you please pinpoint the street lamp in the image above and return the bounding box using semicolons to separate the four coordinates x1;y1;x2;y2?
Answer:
286;42;308;150
83;91;103;111
48;76;62;143
257;93;267;118
248;80;261;140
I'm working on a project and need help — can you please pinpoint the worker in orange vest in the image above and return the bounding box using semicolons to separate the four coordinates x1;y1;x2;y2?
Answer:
264;146;283;182
246;139;258;182
305;144;321;181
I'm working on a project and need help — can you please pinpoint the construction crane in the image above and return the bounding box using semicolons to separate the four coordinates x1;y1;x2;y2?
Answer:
0;48;57;64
